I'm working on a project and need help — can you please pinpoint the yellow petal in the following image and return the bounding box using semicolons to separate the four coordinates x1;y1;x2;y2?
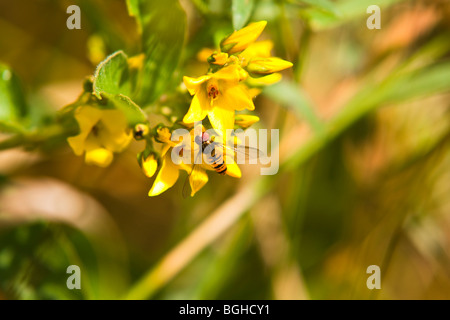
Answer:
148;153;180;196
67;135;89;156
221;21;267;54
75;106;103;132
67;105;102;155
221;84;255;111
208;106;235;136
247;87;262;98
97;109;132;152
183;91;210;123
85;148;113;167
160;143;172;157
189;166;209;196
226;162;242;178
183;75;211;95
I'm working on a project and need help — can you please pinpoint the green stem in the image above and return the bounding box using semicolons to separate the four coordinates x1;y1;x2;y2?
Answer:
0;124;74;151
0;134;24;151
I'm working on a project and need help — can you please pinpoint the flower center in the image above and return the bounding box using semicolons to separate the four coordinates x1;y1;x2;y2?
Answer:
207;84;220;100
91;122;102;136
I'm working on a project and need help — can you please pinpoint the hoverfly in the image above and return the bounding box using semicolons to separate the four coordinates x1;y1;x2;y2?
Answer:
182;131;264;198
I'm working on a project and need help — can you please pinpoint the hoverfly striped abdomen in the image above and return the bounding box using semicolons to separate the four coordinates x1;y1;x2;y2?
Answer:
183;131;264;198
202;141;227;175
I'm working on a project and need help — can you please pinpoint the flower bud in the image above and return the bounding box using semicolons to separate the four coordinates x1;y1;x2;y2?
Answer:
133;123;149;140
141;153;158;178
246;73;282;87
246;57;293;75
208;52;228;65
220;21;267;54
154;125;172;144
235;114;260;129
197;48;215;62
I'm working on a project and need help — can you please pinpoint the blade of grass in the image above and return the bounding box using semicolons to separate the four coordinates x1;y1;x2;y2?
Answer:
124;182;261;300
263;80;324;132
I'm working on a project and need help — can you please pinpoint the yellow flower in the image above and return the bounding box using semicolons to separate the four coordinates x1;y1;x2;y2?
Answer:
221;21;267;54
148;126;241;197
67;105;132;167
148;147;191;196
246;57;293;75
183;65;254;135
148;128;188;196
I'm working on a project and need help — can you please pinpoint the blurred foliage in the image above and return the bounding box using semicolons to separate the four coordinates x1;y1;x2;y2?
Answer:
1;0;450;300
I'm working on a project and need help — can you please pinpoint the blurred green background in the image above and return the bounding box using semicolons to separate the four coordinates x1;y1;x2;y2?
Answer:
1;0;450;300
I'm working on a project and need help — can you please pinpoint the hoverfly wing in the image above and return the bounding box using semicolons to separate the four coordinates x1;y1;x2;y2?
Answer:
222;144;264;161
234;145;265;160
205;132;264;162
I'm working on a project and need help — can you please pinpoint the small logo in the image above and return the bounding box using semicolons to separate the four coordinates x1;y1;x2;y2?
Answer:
367;5;381;30
67;5;81;30
66;265;81;289
366;265;381;289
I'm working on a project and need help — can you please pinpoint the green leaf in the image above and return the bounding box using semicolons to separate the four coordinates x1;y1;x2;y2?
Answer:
93;51;131;99
126;0;140;25
126;0;143;35
263;80;324;132
232;0;255;30
285;62;450;171
296;0;340;16
102;92;147;126
302;0;408;31
128;0;186;105
0;64;27;122
0;121;24;134
92;51;147;127
335;62;450;131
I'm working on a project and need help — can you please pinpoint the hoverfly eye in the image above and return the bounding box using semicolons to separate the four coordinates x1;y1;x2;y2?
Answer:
202;132;210;142
194;136;203;146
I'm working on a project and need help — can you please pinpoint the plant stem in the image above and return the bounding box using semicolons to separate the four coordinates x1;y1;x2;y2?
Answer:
0;124;73;151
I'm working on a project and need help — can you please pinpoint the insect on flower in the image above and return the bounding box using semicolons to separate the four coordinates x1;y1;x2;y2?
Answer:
182;131;264;198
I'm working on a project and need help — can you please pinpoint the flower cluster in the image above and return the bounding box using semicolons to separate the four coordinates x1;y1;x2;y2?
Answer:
66;21;292;197
184;21;292;136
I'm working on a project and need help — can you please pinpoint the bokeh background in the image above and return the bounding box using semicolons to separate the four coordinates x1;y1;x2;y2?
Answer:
1;0;450;300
